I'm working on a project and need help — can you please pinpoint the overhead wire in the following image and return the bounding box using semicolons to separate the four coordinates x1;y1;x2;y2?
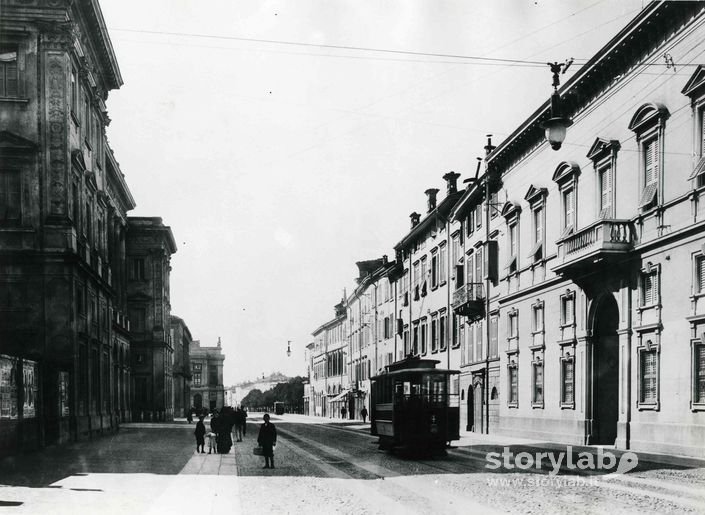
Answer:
109;26;556;66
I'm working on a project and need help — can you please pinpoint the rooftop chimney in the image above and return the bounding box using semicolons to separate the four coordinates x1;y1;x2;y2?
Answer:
425;188;439;213
410;212;421;228
382;254;388;265
484;134;496;156
443;171;460;195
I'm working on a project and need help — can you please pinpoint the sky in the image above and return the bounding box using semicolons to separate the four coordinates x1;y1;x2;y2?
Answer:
98;0;646;385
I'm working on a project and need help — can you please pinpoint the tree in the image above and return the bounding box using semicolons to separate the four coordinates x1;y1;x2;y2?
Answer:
241;388;264;408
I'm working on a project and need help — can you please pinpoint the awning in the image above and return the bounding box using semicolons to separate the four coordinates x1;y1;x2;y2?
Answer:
329;389;349;402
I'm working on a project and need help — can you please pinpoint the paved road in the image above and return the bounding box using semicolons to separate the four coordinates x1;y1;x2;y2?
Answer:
1;414;704;514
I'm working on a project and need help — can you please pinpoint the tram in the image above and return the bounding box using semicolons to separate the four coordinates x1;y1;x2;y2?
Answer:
370;356;460;454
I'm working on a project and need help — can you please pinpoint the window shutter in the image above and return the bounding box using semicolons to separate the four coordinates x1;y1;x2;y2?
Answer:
563;361;574;404
534;363;543;403
600;166;612;215
475;321;483;361
700;109;705;157
564;188;574;229
643;272;658;305
641;351;657;403
697;346;705;403
475;247;482;285
698;257;705;294
489;317;498;358
5;59;18;97
645;141;654;185
510;367;518;403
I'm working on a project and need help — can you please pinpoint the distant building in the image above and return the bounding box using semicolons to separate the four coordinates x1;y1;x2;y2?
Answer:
170;316;192;418
190;339;225;411
310;301;348;418
230;372;290;406
126;217;177;421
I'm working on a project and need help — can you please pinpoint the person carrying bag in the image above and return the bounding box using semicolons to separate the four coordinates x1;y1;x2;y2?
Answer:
257;413;277;469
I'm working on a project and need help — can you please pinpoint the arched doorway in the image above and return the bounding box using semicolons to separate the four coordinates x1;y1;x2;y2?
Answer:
194;393;202;410
466;388;474;431
591;294;619;445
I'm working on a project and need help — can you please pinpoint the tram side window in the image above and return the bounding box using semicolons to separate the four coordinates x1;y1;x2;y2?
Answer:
431;378;446;405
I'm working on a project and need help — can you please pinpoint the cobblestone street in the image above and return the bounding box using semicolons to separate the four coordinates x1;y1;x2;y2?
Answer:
1;414;704;514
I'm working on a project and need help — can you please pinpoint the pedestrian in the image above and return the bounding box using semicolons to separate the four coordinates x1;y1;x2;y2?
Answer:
209;410;221;454
186;407;193;424
218;406;234;453
361;406;368;424
234;407;245;442
257;413;277;469
341;406;347;419
194;415;206;454
242;407;248;436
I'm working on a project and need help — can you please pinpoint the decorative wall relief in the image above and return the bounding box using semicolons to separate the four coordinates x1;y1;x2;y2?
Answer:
45;55;67;217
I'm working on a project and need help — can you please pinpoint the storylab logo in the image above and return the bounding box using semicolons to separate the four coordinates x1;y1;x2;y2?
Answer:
485;447;639;476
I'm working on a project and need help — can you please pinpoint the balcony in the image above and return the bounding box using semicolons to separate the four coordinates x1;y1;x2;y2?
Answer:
553;219;636;276
451;283;484;322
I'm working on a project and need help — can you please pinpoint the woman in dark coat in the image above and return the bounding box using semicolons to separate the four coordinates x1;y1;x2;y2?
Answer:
257;413;277;469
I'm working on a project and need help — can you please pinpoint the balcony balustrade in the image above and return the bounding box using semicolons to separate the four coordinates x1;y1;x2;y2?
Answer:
451;282;485;321
553;219;636;275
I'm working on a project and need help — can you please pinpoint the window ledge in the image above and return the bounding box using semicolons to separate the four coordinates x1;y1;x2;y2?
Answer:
637;304;660;312
560;403;575;410
532;402;544;409
691;403;705;412
637;403;659;411
0;97;29;104
507;403;518;409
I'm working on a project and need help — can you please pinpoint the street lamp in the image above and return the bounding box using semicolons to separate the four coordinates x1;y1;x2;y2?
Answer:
541;59;573;150
286;340;291;357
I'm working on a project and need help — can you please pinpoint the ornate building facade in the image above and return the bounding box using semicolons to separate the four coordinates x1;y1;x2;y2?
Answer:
0;0;133;454
481;1;705;457
189;339;225;412
170;315;192;419
308;2;705;457
0;0;193;455
126;217;176;422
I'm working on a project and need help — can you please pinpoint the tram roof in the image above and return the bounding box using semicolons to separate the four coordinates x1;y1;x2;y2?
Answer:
371;367;460;380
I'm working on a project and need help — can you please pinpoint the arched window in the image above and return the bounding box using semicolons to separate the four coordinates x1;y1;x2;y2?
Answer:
628;103;669;210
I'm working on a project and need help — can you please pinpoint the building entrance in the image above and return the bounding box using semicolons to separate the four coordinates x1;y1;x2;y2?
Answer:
467;380;484;432
591;294;619;445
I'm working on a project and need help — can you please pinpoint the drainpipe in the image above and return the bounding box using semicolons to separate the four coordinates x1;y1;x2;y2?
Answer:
484;135;495;434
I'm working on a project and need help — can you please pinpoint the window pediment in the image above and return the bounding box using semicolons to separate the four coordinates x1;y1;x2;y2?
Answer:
586;137;620;162
552;161;580;185
0;130;37;156
628;103;669;135
524;185;548;205
72;149;88;172
501;201;521;220
681;65;705;99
